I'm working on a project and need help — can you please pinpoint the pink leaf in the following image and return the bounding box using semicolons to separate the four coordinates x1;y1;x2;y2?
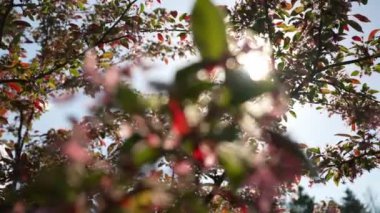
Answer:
63;141;91;163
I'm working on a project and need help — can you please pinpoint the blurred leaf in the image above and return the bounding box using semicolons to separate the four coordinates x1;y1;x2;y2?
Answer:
225;70;274;104
120;134;143;153
217;143;247;187
131;142;160;166
115;85;142;113
173;63;214;100
191;0;228;61
268;131;317;177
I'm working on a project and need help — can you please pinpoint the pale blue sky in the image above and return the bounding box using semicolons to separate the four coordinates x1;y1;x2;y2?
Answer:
33;0;380;206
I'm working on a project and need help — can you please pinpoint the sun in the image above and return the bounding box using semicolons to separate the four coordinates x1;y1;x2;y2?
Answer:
237;51;272;81
232;31;273;81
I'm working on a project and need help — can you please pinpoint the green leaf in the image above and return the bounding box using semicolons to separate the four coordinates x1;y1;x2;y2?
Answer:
225;70;274;104
191;0;228;61
350;70;360;76
70;68;80;77
289;110;297;118
333;172;341;186
131;142;160;166
293;6;304;14
139;3;145;14
120;134;143;153
308;147;320;154
325;170;334;181
115;85;142;113
374;64;380;73
347;20;363;33
174;63;214;100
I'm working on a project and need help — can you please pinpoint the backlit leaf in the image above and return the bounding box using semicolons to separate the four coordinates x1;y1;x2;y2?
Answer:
191;0;228;61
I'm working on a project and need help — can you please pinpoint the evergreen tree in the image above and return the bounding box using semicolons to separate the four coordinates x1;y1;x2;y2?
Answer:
340;189;368;213
290;186;315;213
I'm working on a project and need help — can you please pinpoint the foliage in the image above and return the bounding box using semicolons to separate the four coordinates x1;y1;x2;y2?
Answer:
0;0;379;212
340;189;369;213
289;186;315;213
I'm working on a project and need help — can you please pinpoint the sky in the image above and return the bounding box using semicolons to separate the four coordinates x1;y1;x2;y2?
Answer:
32;0;380;206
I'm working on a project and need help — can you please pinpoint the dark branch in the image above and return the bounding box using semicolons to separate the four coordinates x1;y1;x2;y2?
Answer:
0;0;14;46
12;108;24;190
319;53;380;72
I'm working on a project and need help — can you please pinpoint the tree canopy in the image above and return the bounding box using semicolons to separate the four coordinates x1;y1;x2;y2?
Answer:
0;0;379;212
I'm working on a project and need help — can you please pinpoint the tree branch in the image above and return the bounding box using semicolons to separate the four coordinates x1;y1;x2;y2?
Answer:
12;108;34;190
102;28;189;44
319;53;380;72
12;108;24;190
0;0;14;46
93;0;138;47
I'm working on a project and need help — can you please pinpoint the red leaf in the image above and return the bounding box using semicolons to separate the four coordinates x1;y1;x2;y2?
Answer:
179;33;187;41
156;0;161;3
184;15;191;22
204;63;217;74
7;82;22;93
352;36;362;42
168;99;189;135
368;29;380;41
353;14;370;23
33;100;44;112
157;33;164;42
354;149;360;157
192;147;204;162
342;24;349;31
170;11;178;18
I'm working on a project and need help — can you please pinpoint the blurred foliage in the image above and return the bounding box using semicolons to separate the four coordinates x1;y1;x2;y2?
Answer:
0;0;379;212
